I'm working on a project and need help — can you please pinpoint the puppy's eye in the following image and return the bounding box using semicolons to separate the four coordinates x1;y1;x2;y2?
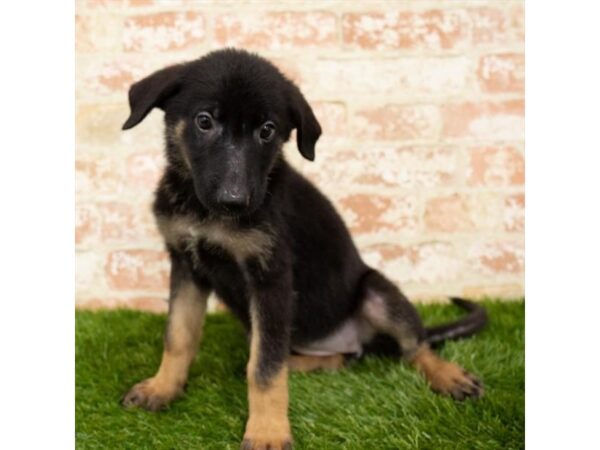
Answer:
195;112;213;132
259;122;276;142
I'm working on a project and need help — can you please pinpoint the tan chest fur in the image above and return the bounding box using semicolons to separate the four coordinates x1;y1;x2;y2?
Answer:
156;215;274;268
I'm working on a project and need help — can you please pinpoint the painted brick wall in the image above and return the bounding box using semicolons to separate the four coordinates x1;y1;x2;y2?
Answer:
75;0;525;312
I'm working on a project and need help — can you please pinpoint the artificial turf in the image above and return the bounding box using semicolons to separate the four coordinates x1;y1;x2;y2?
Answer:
76;300;524;449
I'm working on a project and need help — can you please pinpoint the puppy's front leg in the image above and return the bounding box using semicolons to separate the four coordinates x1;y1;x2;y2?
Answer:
242;275;293;450
122;252;210;411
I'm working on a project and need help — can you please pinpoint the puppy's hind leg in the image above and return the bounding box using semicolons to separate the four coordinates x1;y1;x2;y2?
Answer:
360;270;483;400
288;354;345;373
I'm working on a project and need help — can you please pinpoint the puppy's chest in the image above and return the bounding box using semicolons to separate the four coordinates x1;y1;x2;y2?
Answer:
156;215;274;271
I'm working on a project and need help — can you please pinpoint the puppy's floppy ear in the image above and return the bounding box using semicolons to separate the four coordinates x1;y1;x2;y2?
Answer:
288;84;321;161
122;63;186;130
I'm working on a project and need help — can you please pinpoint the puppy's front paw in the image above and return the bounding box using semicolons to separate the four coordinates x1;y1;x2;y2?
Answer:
241;437;292;450
430;363;484;400
241;418;292;450
121;377;183;411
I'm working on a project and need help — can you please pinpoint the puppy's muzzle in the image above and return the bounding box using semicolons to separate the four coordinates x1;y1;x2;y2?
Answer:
216;186;250;213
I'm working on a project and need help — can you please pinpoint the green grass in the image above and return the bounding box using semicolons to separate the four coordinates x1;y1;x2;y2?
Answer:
76;300;524;449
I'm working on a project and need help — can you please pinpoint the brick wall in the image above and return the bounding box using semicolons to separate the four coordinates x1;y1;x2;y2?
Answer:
75;0;525;312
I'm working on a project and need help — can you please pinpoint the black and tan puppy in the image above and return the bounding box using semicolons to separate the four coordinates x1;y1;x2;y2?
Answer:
120;49;487;449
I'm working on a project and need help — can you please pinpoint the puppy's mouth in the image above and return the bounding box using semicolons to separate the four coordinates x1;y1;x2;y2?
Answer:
214;206;250;219
204;197;257;219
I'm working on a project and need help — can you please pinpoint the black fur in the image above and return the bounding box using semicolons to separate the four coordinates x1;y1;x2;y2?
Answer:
122;48;487;388
426;298;489;345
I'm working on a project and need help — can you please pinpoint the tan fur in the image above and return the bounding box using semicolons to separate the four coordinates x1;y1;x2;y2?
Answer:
410;346;482;398
288;354;344;373
242;304;291;450
156;214;274;268
168;119;192;171
122;282;208;410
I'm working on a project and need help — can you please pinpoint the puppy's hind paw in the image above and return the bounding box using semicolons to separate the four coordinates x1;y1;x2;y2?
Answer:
431;365;484;401
444;369;484;400
412;348;484;401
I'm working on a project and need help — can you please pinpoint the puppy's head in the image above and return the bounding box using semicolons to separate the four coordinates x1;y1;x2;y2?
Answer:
122;49;321;217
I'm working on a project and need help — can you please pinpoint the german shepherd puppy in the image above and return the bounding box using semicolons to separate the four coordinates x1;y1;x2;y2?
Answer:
120;49;487;450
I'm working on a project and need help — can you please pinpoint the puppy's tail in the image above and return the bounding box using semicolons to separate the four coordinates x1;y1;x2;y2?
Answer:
425;297;488;346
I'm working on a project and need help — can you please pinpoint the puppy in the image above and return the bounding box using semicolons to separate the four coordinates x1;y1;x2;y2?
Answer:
120;49;487;450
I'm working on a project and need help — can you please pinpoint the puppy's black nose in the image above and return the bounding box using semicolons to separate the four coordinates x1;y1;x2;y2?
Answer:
216;190;249;212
